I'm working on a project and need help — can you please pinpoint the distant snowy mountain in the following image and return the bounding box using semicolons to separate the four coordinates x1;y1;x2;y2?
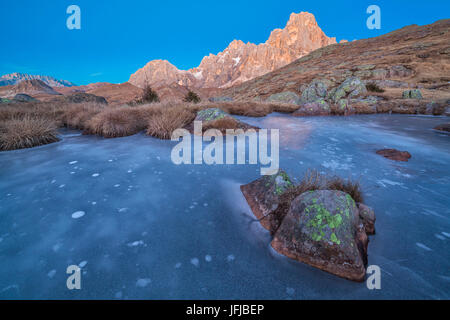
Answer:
0;72;75;87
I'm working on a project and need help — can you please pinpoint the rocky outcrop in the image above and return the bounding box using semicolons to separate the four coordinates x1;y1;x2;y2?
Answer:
64;92;108;104
402;89;423;99
129;12;336;89
12;94;37;102
241;172;376;282
0;79;61;98
292;99;330;116
376;149;412;161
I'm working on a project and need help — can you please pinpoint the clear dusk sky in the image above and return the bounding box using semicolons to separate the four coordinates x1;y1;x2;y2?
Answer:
1;0;449;85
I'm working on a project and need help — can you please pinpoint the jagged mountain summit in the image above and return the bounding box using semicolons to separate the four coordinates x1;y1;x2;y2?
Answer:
129;12;336;89
0;72;75;87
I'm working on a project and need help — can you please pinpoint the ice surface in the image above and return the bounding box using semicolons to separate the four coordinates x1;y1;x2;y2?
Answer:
0;115;449;299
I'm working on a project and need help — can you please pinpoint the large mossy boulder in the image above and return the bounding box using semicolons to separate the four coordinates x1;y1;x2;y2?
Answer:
402;89;423;99
300;79;330;104
195;108;228;122
331;77;367;103
240;170;294;233
271;190;367;281
267;91;301;105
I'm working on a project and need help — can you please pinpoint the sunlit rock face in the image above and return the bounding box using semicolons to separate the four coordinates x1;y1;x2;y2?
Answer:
128;12;336;89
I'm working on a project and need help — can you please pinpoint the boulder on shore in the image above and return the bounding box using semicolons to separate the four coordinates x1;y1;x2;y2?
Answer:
402;89;423;99
376;148;411;161
241;171;376;282
292;99;331;117
240;170;294;233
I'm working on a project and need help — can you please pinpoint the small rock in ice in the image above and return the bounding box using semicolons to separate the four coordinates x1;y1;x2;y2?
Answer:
435;234;445;240
136;278;151;288
92;173;100;177
227;254;235;262
127;240;144;247
78;261;88;268
47;270;56;278
190;258;200;267
71;211;85;219
286;287;295;295
416;243;432;251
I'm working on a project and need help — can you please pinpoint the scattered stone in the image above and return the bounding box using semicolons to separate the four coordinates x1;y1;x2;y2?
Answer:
208;96;233;102
267;91;301;105
299;79;329;103
292;99;331;116
402;89;423;99
376;148;412;161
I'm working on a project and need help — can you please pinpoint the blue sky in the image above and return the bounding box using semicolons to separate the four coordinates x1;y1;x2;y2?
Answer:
1;0;448;85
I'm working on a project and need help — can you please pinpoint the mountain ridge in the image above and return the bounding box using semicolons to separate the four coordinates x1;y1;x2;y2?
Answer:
0;72;75;88
129;12;336;89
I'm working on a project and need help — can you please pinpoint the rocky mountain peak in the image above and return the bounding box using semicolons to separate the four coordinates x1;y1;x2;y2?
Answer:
129;11;336;89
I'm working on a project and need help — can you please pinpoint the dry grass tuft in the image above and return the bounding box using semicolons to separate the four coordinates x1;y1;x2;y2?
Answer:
0;115;59;151
279;170;363;205
146;106;195;139
62;103;104;129
85;106;152;138
202;116;241;131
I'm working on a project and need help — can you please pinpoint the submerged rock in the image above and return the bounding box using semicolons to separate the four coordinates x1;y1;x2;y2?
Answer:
240;170;294;233
434;123;450;132
376;148;412;161
267;91;301;105
195;108;228;122
271;190;368;281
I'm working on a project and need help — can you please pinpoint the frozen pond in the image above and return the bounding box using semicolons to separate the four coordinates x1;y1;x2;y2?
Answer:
0;113;449;299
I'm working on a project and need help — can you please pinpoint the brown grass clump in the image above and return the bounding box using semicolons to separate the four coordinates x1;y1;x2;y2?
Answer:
279;170;363;206
85;106;154;138
0;115;59;151
202;116;241;132
146;106;195;139
62;103;103;129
